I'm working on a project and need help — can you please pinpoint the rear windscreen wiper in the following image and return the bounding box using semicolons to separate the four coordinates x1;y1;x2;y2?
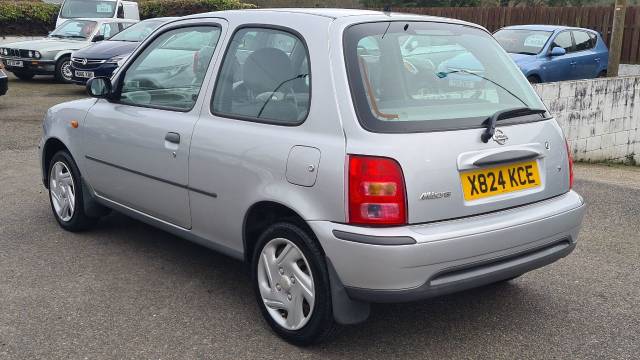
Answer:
481;107;547;143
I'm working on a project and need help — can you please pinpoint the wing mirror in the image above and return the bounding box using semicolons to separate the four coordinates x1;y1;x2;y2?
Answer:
86;77;112;98
92;35;105;42
550;47;566;57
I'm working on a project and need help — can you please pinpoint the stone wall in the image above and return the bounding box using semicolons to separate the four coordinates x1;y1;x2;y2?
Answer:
533;77;640;164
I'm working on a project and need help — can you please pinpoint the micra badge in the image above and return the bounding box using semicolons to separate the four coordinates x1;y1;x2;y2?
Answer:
419;191;452;200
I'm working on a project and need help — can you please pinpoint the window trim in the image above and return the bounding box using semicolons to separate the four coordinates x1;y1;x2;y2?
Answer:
549;30;575;54
110;22;223;113
571;30;597;52
209;24;312;127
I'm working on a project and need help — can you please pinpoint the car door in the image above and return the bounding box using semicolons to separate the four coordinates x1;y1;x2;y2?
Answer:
543;30;576;82
82;22;224;229
571;30;599;79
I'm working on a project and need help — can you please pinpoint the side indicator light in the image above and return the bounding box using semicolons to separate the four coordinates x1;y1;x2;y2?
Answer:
70;120;79;128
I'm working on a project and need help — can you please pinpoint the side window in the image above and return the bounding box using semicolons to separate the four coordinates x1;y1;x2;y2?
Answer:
573;31;594;51
120;26;221;111
551;31;573;53
98;23;118;38
589;33;598;48
119;22;134;32
211;27;311;125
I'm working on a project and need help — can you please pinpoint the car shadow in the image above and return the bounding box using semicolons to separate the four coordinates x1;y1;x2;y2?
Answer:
89;210;561;352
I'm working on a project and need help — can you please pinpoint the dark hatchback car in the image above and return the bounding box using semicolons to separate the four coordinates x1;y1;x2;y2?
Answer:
0;64;8;96
70;17;176;84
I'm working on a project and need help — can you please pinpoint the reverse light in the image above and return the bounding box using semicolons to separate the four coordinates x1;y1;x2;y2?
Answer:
348;155;407;226
565;139;574;189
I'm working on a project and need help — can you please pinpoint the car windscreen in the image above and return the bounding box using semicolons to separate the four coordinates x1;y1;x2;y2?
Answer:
50;20;98;40
110;20;165;42
60;0;116;19
493;29;552;55
343;21;546;133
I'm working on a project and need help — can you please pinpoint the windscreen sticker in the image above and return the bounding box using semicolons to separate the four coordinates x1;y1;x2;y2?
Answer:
96;3;114;13
523;34;548;48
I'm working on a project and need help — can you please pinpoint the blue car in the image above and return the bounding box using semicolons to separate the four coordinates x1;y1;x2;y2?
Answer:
494;25;609;83
70;17;176;85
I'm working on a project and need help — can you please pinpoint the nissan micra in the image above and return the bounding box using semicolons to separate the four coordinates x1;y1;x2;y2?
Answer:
39;9;586;345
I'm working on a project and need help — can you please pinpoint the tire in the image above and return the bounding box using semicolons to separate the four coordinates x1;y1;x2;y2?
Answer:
54;56;73;83
48;150;98;232
251;222;336;345
13;71;34;81
527;75;541;84
598;70;607;78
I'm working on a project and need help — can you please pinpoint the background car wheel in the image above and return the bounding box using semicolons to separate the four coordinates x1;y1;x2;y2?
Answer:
252;222;336;345
48;150;98;231
527;75;541;84
598;70;607;78
54;56;73;83
13;71;34;81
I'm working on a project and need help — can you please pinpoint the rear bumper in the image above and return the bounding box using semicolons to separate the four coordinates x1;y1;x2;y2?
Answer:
309;190;585;303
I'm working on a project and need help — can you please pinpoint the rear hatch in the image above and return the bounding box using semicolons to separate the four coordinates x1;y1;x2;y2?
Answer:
347;120;570;224
341;20;570;224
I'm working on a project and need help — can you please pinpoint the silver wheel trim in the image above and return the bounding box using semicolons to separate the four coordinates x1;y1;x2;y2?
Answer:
61;60;72;80
257;238;315;331
49;161;76;222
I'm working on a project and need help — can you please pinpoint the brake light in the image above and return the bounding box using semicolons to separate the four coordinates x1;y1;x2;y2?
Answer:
348;155;407;225
565;139;574;189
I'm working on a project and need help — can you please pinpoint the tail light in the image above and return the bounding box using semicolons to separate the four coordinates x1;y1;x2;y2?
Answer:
565;139;574;189
348;155;407;226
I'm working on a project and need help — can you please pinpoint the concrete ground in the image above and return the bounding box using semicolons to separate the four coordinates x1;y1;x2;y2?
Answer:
0;73;638;359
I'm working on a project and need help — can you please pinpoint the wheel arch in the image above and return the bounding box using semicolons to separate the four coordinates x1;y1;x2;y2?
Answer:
42;137;70;188
242;200;319;264
53;51;72;63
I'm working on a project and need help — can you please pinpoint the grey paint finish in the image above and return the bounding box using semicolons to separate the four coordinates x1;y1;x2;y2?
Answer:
40;9;585;312
286;145;321;187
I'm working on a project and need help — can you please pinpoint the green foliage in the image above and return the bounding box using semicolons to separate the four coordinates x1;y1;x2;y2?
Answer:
0;0;253;36
0;2;59;23
138;0;255;19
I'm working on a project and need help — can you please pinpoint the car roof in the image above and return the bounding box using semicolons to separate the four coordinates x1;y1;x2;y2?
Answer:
183;8;485;30
73;18;139;23
499;24;595;33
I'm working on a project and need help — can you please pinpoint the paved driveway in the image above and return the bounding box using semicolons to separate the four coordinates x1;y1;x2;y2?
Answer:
0;73;638;359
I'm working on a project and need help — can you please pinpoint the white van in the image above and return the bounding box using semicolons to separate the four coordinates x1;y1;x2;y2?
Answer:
56;0;139;28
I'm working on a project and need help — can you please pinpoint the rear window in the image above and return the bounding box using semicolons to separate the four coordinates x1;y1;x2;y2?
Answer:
344;22;546;133
60;0;116;19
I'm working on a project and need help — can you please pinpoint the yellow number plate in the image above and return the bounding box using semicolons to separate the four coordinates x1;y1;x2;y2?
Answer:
461;160;541;201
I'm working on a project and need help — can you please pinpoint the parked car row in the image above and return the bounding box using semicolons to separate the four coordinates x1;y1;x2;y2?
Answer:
0;7;610;86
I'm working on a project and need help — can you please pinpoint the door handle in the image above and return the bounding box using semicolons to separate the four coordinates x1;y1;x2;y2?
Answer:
570;61;577;66
165;132;180;144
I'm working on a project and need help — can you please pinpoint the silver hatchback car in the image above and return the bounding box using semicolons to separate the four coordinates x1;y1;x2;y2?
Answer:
40;9;585;345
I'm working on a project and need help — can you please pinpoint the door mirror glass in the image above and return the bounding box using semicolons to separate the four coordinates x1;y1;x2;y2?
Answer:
86;77;112;98
92;34;105;42
550;46;566;57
